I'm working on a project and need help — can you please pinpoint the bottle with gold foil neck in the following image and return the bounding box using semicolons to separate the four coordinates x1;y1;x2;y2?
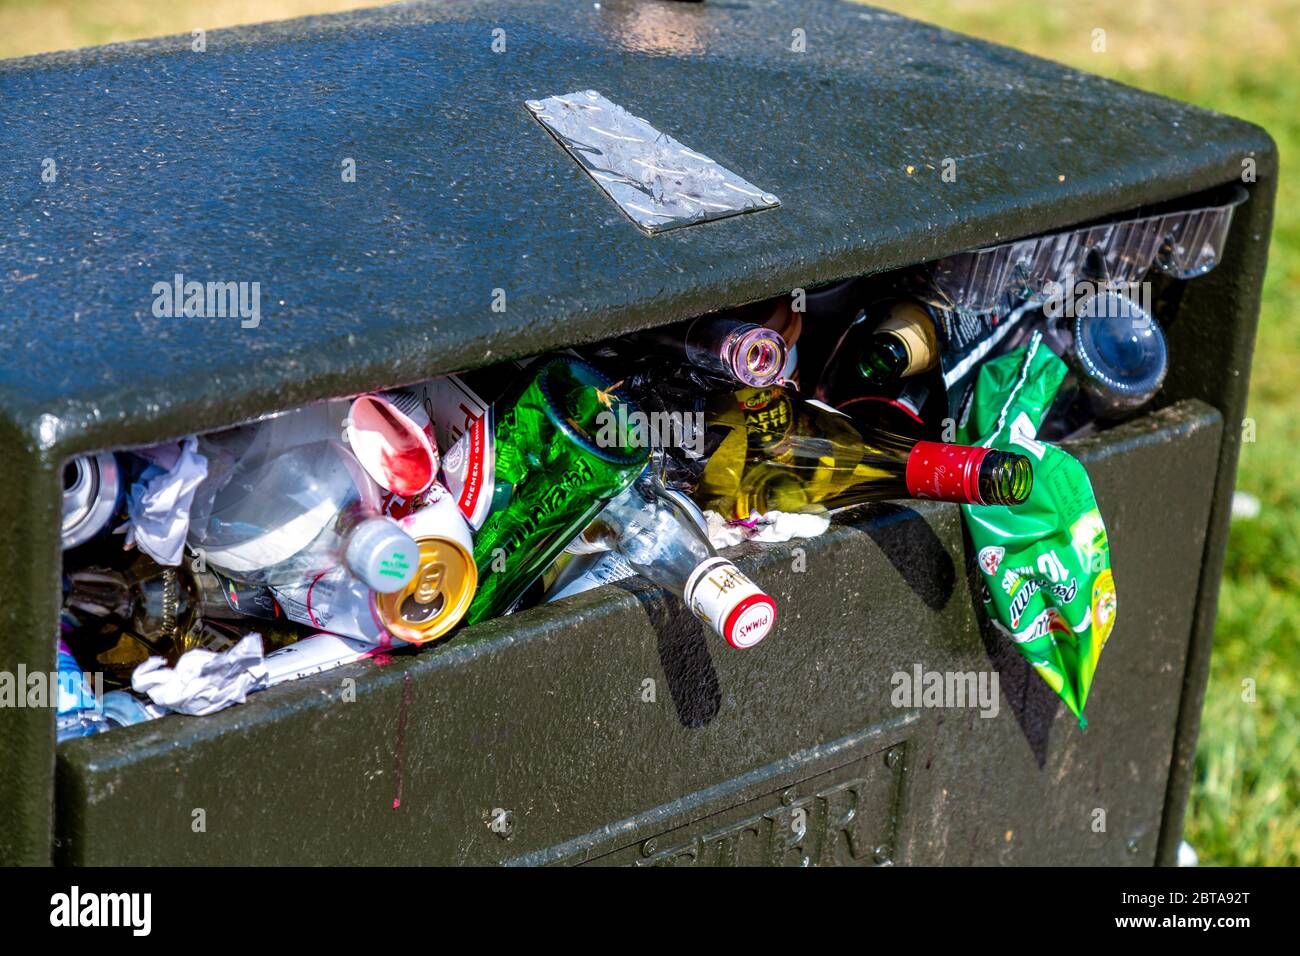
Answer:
817;299;940;408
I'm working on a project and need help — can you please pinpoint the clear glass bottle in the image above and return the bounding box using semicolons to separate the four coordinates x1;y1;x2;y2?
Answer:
568;469;777;648
642;316;789;387
681;385;1033;519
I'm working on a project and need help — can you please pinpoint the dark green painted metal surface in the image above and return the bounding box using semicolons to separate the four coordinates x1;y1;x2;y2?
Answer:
0;0;1276;864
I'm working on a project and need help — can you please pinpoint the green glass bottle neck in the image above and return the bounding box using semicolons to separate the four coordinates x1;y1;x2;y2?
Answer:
904;442;1034;506
977;452;1034;506
856;334;910;387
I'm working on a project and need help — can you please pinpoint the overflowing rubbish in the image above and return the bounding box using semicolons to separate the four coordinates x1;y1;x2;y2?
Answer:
100;689;167;729
911;188;1245;417
918;185;1246;317
54;189;1239;737
263;632;379;684
375;484;477;642
62;555;294;688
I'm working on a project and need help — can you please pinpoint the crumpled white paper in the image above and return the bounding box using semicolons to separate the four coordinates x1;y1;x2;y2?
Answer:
704;509;831;549
132;634;268;716
118;437;209;566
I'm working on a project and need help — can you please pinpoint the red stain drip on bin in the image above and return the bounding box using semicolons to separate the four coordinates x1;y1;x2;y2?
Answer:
392;673;413;811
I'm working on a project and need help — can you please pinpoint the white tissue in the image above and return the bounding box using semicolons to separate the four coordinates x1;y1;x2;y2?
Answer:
119;437;209;566
132;634;268;716
704;510;831;549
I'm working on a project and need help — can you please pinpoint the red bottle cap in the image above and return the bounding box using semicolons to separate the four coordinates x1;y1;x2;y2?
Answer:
904;441;991;505
723;593;778;649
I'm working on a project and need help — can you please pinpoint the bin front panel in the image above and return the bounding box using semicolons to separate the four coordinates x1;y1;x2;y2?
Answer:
57;400;1221;865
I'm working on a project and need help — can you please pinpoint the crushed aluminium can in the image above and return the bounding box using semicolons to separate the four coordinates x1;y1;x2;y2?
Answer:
376;484;477;643
391;376;496;529
61;452;121;550
346;393;438;499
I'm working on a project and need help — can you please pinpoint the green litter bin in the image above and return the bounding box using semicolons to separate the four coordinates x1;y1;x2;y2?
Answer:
0;0;1274;865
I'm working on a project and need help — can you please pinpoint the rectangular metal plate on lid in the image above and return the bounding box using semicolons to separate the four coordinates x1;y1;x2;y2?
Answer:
526;89;780;234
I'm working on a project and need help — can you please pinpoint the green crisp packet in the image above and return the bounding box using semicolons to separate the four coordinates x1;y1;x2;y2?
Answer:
956;333;1117;727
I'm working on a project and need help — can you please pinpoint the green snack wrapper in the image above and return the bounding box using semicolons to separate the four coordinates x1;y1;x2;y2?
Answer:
956;333;1117;727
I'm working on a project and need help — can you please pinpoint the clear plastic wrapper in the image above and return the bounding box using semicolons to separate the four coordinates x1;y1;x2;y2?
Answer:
188;439;419;593
915;184;1246;317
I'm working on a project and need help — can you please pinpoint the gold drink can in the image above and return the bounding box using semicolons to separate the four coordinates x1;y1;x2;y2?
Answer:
376;485;477;644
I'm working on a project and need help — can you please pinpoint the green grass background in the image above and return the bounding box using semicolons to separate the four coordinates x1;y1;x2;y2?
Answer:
3;0;1295;865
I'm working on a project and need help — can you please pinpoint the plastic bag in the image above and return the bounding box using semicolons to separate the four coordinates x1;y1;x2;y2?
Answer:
957;333;1118;727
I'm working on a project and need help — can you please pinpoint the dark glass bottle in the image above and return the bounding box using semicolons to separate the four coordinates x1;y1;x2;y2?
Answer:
62;556;294;686
816;299;940;407
831;373;946;440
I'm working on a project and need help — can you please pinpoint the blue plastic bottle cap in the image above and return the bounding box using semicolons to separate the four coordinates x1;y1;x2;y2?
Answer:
345;517;420;593
1072;291;1168;412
